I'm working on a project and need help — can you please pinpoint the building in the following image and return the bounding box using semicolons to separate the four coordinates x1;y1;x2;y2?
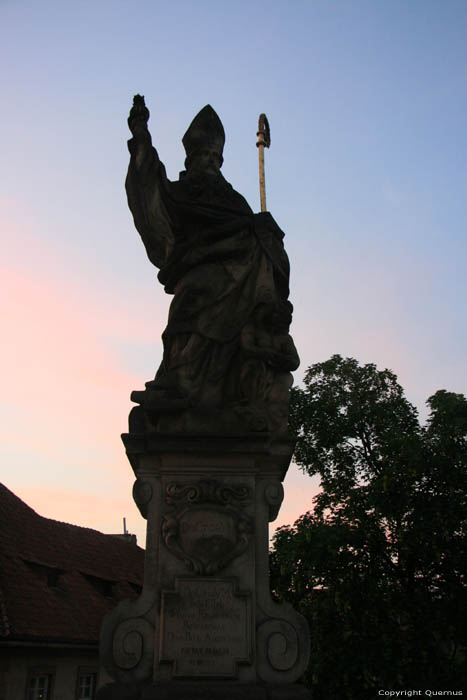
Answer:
0;483;144;700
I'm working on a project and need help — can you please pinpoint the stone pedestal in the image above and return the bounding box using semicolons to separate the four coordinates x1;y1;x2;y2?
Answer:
99;433;310;699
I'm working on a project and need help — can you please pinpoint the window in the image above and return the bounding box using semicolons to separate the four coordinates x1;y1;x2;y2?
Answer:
82;573;114;598
24;560;63;588
76;670;97;699
26;673;53;700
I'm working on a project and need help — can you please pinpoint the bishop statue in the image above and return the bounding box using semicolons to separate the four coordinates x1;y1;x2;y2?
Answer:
126;96;299;436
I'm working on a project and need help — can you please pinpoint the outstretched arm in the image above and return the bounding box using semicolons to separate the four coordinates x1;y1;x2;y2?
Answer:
126;95;174;269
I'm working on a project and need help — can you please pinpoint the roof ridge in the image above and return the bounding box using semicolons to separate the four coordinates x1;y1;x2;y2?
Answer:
0;481;142;545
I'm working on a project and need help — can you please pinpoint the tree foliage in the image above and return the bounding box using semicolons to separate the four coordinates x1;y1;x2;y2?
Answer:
271;355;467;698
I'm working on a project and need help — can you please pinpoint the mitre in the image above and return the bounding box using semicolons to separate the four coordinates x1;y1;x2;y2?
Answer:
182;105;225;161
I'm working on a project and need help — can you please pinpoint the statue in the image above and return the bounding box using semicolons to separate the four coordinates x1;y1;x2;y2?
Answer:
126;95;299;435
98;99;311;699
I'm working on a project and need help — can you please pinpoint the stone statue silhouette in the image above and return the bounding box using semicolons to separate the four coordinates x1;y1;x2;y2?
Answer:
126;95;299;435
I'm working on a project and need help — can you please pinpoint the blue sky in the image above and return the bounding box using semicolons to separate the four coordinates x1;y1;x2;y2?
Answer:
1;0;466;545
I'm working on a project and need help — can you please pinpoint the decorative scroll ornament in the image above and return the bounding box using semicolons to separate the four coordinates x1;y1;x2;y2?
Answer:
256;618;301;683
162;479;253;575
263;480;284;522
132;479;153;518
112;617;154;677
165;480;249;506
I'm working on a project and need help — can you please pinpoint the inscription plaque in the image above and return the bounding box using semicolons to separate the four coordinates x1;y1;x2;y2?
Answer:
160;577;252;678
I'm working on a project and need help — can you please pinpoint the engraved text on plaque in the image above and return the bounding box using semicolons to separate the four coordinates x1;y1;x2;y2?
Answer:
160;578;252;677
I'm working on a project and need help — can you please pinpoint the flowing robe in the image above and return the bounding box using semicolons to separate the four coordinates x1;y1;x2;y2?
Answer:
126;137;296;432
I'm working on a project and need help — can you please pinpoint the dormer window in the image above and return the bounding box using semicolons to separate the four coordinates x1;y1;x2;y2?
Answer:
23;560;63;589
82;573;114;598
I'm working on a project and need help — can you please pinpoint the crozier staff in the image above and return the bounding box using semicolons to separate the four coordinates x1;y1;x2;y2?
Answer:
256;113;270;213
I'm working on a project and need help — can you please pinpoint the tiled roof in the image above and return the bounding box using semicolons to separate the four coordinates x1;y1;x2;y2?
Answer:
0;483;144;644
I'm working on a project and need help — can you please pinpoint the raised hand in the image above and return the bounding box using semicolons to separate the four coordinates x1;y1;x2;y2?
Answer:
128;94;150;138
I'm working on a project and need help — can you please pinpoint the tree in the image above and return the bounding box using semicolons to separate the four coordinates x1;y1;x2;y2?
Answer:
270;355;467;699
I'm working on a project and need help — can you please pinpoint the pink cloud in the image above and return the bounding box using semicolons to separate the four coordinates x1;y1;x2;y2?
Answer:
1;196;165;466
272;466;320;533
1;264;135;454
1;195;166;531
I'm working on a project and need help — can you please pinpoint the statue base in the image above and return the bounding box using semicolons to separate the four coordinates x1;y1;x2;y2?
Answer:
99;433;310;697
97;680;310;699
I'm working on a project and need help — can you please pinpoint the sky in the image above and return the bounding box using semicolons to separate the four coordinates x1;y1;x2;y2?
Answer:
1;0;466;547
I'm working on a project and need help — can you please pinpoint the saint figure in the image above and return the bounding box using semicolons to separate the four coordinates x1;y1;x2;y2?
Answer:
126;96;299;434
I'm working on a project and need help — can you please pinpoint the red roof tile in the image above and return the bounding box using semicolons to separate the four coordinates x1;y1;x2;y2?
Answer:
0;483;144;644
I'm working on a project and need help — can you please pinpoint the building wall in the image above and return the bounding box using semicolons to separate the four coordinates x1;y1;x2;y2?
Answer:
0;646;110;700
